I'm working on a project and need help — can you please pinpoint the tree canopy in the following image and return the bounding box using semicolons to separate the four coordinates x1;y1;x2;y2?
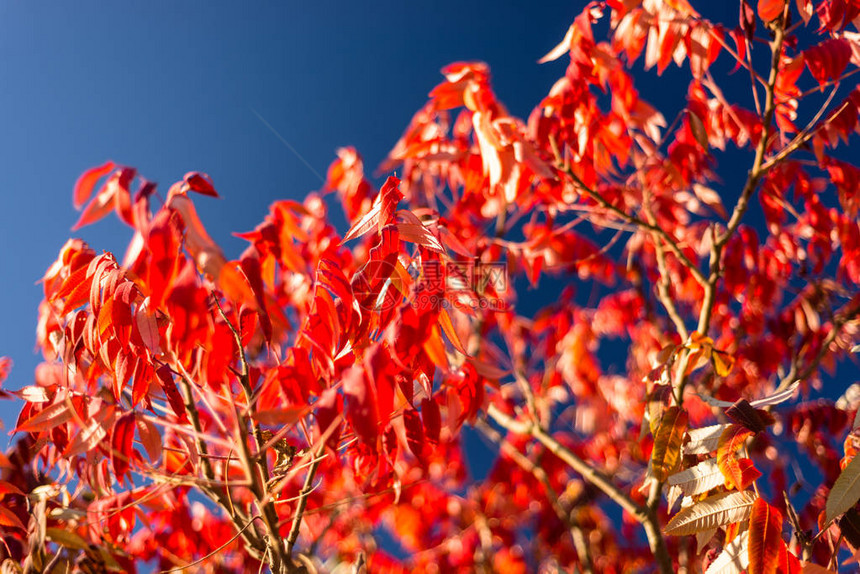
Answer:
2;1;860;572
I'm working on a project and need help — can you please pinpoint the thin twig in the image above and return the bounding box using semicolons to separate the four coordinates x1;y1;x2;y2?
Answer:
549;136;707;287
286;447;325;558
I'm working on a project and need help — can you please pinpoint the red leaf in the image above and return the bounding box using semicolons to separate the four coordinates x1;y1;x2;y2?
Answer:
315;388;343;451
0;481;25;499
0;506;25;530
114;348;131;401
183;172;219;197
748;497;783;574
439;307;469;356
240;248;272;342
403;407;426;461
805;38;852;86
131;358;152;408
342;202;381;243
73;161;116;209
342;176;402;243
343;364;378;447
421;397;441;444
111;413;136;483
14;402;72;434
155;366;189;424
73;167;136;230
136;416;162;462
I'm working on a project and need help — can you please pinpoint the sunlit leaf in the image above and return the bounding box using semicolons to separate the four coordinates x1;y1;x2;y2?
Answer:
748;497;783;574
664;490;756;535
705;530;749;574
685;424;731;455
652;406;689;481
667;457;725;498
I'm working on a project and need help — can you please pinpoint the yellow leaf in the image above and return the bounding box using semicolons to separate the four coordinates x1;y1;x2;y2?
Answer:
652;407;689;482
713;350;735;377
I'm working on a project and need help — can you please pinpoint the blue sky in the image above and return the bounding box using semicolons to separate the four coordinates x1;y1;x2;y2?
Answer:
0;1;593;435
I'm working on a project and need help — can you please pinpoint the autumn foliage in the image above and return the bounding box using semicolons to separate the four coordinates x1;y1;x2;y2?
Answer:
2;1;860;572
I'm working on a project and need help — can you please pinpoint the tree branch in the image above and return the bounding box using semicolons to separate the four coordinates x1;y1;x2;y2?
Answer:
697;5;789;339
212;295;292;573
549;136;707;287
172;362;267;562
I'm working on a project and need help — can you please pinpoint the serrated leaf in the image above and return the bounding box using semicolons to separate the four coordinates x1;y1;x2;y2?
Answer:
668;457;725;497
748;497;783;574
826;452;860;523
652;407;688;481
685;424;731;455
706;530;750;574
664;490;757;536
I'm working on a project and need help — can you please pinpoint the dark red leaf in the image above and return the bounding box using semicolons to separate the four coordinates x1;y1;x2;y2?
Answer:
111;413;136;483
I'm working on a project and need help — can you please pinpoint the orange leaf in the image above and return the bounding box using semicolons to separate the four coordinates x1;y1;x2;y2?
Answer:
718;424;757;489
758;0;785;21
748;497;783;574
652;407;689;482
422;324;449;369
439;307;468;356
